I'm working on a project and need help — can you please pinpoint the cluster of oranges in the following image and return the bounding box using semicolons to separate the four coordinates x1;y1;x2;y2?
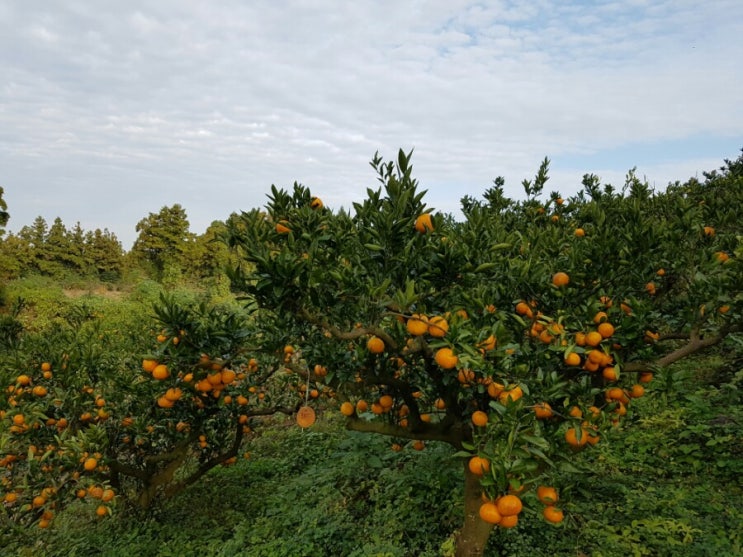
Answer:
479;493;524;529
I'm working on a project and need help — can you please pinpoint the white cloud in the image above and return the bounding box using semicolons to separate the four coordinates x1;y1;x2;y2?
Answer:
0;0;741;247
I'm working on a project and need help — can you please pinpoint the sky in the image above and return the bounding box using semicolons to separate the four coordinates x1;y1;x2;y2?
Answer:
1;0;742;250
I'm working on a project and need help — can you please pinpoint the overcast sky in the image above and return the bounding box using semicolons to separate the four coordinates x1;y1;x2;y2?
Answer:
1;1;741;249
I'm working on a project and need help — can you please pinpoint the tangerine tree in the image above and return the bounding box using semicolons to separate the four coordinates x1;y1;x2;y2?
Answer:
0;293;305;529
225;149;741;556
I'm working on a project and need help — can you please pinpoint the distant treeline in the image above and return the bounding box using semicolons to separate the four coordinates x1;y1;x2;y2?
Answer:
0;195;237;284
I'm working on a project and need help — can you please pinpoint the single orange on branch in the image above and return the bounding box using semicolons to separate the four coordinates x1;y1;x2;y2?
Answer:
471;410;489;427
427;315;449;338
367;336;385;354
536;485;559;505
406;314;428;336
543;505;565;524
296;406;316;428
468;455;491;476
414;213;434;233
434;347;458;369
552;272;570;287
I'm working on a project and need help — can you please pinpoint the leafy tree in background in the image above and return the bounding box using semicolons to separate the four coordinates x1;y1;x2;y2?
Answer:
0;215;124;281
84;228;124;281
131;204;194;279
0;187;8;235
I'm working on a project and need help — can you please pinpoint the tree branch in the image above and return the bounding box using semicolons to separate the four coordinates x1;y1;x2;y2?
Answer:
299;308;398;350
345;416;465;448
624;325;734;373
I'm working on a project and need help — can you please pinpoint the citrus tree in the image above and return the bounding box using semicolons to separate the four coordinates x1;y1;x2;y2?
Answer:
225;149;741;556
0;294;304;529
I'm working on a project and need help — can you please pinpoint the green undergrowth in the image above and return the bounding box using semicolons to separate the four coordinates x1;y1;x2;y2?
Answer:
4;357;742;557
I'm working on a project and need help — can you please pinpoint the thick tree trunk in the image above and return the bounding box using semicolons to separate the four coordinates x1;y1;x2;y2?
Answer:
455;461;495;557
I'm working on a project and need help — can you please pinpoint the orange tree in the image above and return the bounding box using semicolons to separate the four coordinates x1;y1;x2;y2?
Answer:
0;294;304;529
225;149;741;556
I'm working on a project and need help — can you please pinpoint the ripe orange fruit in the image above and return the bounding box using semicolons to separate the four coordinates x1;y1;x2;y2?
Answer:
564;427;589;447
551;272;570;287
471;410;488;427
468;455;491;476
534;402;553;419
40;362;52;372
378;394;394;409
356;399;369;413
593;311;608;324
597;322;615;338
564;352;581;366
487;381;504;398
164;388;182;402
32;385;48;397
340;402;355;416
434;398;447;410
427;316;449;338
434;347;458;369
479;502;502;525
96;505;108;517
630;384;645;398
515;301;534;318
296;406;316;428
496;494;523;516
367;336;385;354
703;226;715;237
602;367;618;381
478;334;497;352
310;197;323;209
16;374;31;386
715;251;729;263
543;505;564;524
275;221;291;234
406;314;429;336
574;228;585;237
142;359;158;372
151;364;169;380
101;489;115;502
645;282;656;295
457;368;476;384
585;331;603;347
412;440;425;451
499;514;519;528
498;385;523;405
414;213;434;233
536;486;559;505
83;457;98;471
